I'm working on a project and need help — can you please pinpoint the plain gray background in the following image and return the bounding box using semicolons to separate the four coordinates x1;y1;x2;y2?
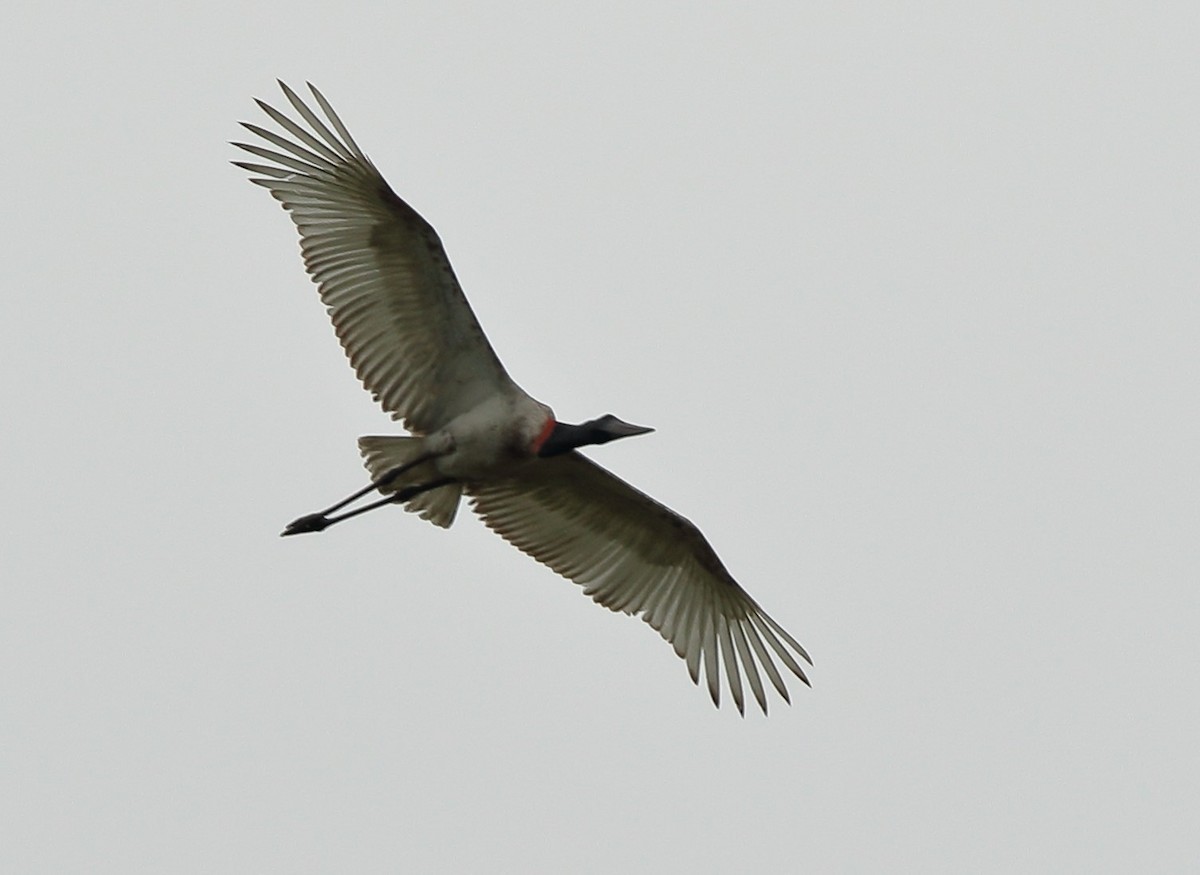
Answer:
3;2;1197;871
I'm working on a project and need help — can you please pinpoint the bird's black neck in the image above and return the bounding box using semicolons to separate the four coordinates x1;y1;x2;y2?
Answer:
537;419;607;457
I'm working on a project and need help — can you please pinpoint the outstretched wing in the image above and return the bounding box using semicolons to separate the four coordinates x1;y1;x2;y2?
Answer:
233;81;516;433
468;453;812;714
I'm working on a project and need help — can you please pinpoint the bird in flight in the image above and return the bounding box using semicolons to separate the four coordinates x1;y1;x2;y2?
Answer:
233;81;811;713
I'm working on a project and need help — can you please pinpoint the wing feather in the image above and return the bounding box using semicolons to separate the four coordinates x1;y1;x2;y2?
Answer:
729;619;768;715
717;614;743;714
468;452;811;713
233;82;516;432
702;609;721;708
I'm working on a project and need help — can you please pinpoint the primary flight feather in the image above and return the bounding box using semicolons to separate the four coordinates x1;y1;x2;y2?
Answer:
233;81;811;714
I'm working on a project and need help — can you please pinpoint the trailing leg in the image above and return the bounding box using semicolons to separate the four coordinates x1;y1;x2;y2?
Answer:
281;477;456;536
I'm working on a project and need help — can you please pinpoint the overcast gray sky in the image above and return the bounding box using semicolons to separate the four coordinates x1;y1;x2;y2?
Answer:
3;2;1197;871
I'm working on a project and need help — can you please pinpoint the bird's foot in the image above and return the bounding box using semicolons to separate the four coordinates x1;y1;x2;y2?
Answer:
281;513;331;536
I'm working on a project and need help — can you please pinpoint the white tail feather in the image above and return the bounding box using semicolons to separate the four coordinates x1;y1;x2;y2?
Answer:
358;436;462;528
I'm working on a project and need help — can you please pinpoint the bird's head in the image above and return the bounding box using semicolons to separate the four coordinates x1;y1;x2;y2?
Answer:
536;414;654;457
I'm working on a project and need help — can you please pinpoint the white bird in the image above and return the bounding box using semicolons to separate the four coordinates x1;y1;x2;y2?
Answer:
233;81;811;714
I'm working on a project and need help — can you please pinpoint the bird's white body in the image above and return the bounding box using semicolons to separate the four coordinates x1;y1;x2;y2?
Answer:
356;391;554;528
235;82;812;714
427;392;553;480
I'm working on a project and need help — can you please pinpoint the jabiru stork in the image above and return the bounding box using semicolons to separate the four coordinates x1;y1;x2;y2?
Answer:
233;82;811;714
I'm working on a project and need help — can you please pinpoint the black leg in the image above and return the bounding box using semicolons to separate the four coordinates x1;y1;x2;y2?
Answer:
281;477;456;536
307;454;436;520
